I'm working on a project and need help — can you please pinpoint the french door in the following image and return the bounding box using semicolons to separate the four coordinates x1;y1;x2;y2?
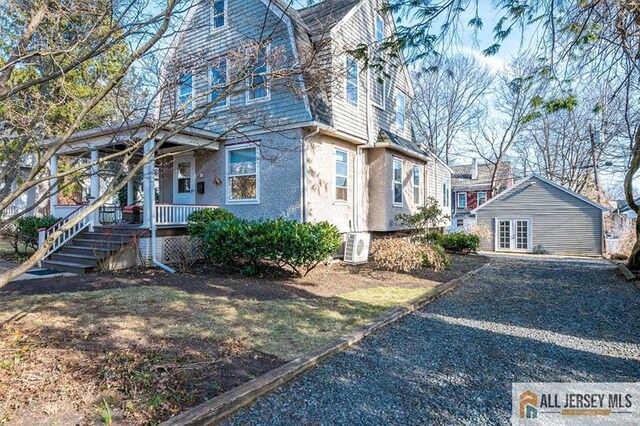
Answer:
496;218;532;252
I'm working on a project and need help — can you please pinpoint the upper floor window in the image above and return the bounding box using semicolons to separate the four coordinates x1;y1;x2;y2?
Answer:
393;158;403;206
247;46;269;103
346;56;358;107
335;149;348;202
457;192;467;209
412;165;421;205
211;0;225;29
227;144;259;203
375;15;385;43
442;179;450;207
373;77;385;110
477;191;487;206
396;92;406;131
210;58;228;109
178;71;193;112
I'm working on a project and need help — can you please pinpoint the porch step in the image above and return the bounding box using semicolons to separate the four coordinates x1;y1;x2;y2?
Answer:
61;246;113;257
72;238;132;248
50;252;98;267
41;260;94;275
78;231;139;239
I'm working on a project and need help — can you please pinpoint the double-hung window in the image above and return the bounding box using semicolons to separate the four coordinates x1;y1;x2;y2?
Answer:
247;46;269;102
227;145;259;203
375;15;385;43
373;77;385;109
178;71;193;112
396;92;406;131
412;165;421;205
457;192;467;209
346;56;358;107
210;58;228;109
335;149;348;202
393;158;403;206
211;0;225;29
477;191;487;206
442;179;450;207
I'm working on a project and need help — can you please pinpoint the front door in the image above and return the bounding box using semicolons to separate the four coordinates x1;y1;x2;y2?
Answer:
173;154;196;205
496;218;531;252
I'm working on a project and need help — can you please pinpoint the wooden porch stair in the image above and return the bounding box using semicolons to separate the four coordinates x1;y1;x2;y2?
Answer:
41;226;143;274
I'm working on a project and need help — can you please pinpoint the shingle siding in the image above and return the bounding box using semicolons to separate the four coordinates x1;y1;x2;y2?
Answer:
475;176;603;255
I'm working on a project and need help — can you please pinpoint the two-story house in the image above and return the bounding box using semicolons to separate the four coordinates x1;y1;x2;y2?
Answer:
450;159;513;228
36;0;452;273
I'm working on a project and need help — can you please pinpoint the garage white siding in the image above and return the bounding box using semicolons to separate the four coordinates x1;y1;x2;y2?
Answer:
475;176;604;256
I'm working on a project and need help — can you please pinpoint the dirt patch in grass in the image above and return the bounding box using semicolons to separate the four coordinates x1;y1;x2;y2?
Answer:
0;254;489;425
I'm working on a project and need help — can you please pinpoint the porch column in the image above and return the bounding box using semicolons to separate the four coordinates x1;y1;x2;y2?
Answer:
142;141;155;228
49;155;58;217
90;150;100;228
127;169;135;205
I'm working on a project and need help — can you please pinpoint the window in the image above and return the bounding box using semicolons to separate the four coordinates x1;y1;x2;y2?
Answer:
442;179;450;207
346;56;358;107
396;92;406;131
247;46;269;102
210;58;228;109
226;145;259;203
178;71;193;112
412;165;421;205
456;218;464;228
373;77;385;109
393;158;403;206
335;149;348;202
375;15;385;43
477;191;487;206
211;0;225;29
457;192;467;209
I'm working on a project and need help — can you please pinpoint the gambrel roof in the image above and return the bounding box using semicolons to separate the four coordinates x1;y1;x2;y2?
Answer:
298;0;361;37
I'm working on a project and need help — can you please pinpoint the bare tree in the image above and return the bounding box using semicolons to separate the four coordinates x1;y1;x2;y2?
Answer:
411;54;493;164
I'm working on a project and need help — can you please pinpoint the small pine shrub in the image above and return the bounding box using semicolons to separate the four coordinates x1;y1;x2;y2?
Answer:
441;232;480;254
370;238;424;272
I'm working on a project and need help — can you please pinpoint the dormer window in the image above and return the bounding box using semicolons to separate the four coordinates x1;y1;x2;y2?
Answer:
375;15;385;43
178;71;193;112
346;56;358;107
210;58;228;109
211;0;225;29
247;45;269;103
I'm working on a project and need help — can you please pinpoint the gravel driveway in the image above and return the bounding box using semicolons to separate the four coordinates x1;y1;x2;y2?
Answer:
224;256;640;425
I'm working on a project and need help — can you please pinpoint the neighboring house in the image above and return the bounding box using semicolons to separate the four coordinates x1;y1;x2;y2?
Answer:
37;0;452;273
611;199;638;231
473;175;607;256
450;159;513;228
1;157;48;220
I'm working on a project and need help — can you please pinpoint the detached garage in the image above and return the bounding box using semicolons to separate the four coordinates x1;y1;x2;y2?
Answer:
473;175;607;256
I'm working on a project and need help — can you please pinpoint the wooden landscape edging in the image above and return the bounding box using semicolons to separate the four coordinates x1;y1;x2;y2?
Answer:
616;262;637;282
162;262;492;426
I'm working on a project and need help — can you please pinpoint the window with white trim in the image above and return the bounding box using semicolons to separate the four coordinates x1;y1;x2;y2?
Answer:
211;0;225;29
210;58;228;109
393;158;403;206
335;149;348;202
226;145;259;203
346;56;358;107
477;191;487;206
178;71;193;112
442;179;450;207
457;192;467;209
247;46;269;102
396;92;406;131
412;164;421;205
373;77;385;109
375;15;385;43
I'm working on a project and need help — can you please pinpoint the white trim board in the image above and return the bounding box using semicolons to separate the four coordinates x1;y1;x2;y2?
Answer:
471;174;608;213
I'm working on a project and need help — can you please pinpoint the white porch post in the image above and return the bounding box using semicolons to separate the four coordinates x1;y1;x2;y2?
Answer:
142;141;155;228
127;175;135;206
90;150;100;229
49;155;58;217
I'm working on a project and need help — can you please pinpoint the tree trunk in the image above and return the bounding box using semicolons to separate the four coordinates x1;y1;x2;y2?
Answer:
624;125;640;269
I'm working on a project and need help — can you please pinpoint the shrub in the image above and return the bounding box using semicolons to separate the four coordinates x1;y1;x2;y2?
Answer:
202;218;341;277
532;244;551;255
413;230;444;245
187;208;236;240
370;238;424;272
441;232;480;254
4;216;60;254
422;245;451;272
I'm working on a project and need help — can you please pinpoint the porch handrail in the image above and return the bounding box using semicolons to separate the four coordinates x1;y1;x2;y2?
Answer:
155;204;216;226
38;202;92;260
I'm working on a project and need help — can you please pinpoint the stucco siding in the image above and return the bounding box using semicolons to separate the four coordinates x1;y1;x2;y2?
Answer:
475;176;603;255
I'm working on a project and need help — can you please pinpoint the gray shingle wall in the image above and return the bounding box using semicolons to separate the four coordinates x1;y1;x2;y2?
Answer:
476;176;603;255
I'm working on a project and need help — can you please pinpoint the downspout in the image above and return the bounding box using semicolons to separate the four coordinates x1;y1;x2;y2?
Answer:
301;126;320;223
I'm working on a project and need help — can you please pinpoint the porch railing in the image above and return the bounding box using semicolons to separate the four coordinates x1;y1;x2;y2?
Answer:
155;204;215;226
38;202;91;261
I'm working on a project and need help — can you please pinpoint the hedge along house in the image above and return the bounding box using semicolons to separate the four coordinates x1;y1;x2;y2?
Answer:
36;0;452;274
472;175;607;256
